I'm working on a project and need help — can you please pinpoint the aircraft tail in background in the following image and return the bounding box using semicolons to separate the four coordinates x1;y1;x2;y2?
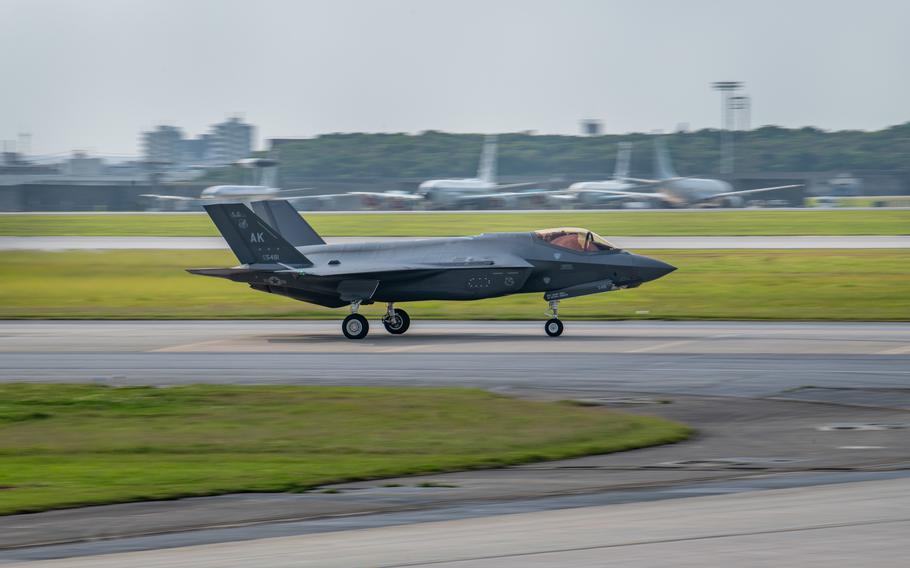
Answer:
613;142;632;180
477;135;498;184
653;137;679;180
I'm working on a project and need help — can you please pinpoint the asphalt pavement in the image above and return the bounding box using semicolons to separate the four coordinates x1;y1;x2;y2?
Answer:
2;321;908;399
2;320;909;565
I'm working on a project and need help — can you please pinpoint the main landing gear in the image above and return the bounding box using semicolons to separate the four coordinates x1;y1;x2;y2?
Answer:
382;303;410;335
341;301;411;340
342;301;369;340
545;299;564;337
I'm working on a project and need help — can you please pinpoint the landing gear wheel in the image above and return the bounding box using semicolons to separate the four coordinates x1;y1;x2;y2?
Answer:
545;318;564;337
383;308;410;335
342;314;369;340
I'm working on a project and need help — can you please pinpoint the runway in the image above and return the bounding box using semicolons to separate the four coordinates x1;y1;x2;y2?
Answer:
2;321;909;400
2;320;910;564
2;235;909;250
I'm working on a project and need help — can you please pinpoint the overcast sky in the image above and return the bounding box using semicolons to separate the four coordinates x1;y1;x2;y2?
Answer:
1;0;908;155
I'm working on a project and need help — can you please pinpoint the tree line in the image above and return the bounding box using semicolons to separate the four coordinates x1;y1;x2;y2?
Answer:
207;122;910;182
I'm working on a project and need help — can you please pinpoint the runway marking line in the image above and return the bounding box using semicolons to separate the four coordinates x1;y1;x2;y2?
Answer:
627;340;697;353
150;339;234;352
876;344;910;355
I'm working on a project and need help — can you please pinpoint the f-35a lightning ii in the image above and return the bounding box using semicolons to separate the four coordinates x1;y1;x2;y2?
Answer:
190;200;676;339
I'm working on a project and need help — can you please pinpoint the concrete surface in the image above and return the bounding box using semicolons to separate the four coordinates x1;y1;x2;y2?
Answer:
2;235;909;250
5;478;908;567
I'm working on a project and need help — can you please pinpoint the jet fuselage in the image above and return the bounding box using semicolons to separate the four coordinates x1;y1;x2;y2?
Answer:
254;232;674;307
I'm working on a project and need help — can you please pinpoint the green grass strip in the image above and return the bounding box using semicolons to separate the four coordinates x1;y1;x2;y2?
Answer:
1;209;908;236
0;384;690;514
1;249;908;320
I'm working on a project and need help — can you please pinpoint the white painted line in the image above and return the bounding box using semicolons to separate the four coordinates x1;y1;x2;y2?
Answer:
626;340;696;353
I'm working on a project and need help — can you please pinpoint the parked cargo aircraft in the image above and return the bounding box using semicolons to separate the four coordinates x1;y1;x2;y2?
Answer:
566;138;801;208
190;200;675;339
414;135;540;209
553;143;657;207
141;159;313;204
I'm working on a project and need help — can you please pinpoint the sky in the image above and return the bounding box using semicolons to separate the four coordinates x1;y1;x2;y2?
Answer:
1;0;908;155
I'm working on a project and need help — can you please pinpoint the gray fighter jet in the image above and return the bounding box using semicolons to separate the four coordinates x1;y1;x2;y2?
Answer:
189;200;676;339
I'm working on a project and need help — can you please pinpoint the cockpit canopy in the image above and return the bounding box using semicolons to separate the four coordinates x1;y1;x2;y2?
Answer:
534;227;616;252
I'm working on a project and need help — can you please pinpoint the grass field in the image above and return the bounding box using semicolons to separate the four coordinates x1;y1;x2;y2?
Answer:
0;384;689;514
1;209;908;237
1;249;908;320
806;196;910;208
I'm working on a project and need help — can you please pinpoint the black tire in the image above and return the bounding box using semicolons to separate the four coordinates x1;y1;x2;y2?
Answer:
383;308;410;335
342;314;369;340
544;318;564;337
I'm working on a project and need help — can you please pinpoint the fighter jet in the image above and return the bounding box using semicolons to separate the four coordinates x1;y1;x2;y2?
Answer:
566;138;801;208
189;200;676;339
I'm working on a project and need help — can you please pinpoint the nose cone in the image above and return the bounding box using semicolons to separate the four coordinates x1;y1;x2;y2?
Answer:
635;254;677;283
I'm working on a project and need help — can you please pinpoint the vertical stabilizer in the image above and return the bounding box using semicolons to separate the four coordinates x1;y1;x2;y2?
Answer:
653;137;678;180
613;142;632;180
203;203;312;267
251;199;325;247
477;135;498;184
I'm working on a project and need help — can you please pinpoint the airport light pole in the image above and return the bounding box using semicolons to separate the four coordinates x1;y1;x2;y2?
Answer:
730;95;751;131
711;81;743;175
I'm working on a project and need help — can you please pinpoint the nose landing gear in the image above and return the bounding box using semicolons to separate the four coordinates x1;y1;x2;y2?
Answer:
544;299;564;337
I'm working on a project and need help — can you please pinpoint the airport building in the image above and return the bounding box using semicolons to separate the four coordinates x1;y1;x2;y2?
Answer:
141;125;185;165
140;117;254;167
207;117;253;165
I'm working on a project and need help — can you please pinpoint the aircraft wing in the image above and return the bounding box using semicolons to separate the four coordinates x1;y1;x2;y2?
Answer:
698;184;803;202
622;177;685;185
621;177;661;184
570;189;669;201
493;182;540;190
268;187;316;197
140;194;198;201
281;255;533;278
345;191;425;201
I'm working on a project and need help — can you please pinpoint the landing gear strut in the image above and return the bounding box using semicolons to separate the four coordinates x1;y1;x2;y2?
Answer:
545;299;563;337
342;300;369;340
382;303;410;335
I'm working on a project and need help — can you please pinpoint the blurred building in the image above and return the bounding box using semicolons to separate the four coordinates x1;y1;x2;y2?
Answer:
141;125;184;165
580;119;603;136
140;117;254;166
181;134;212;165
208;117;253;165
61;152;103;176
